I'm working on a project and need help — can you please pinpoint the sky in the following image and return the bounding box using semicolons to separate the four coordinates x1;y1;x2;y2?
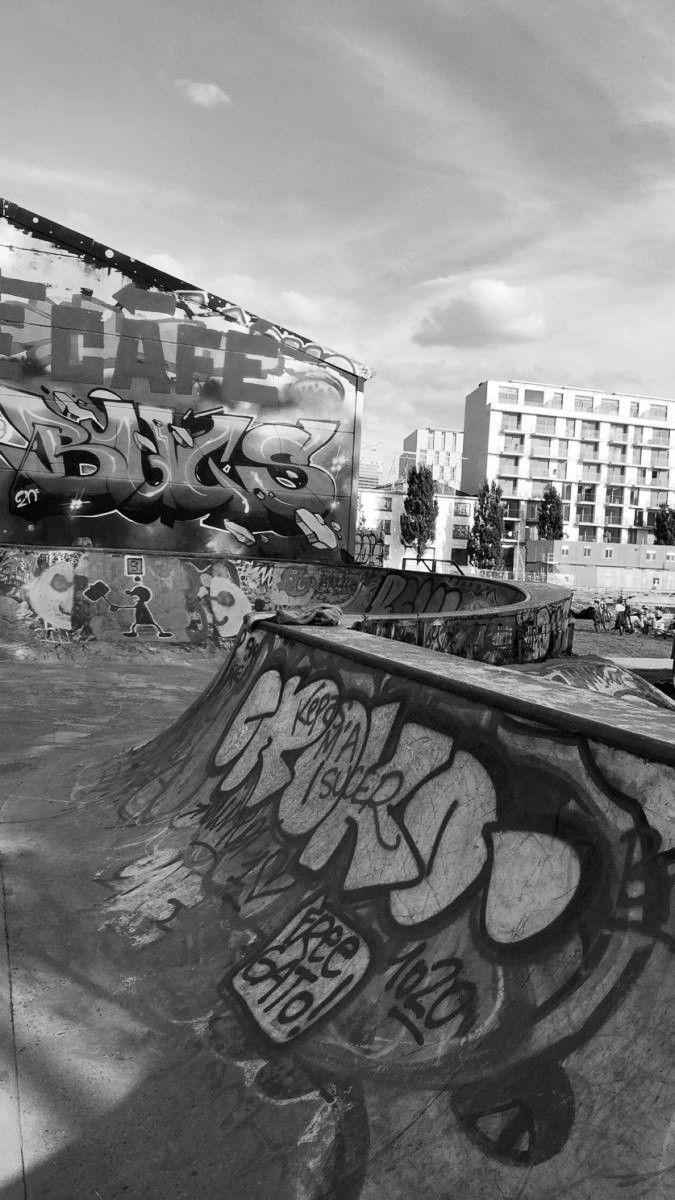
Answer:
3;0;675;478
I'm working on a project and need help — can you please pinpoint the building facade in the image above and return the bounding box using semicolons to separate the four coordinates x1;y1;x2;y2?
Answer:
359;483;474;569
462;380;675;547
399;427;464;493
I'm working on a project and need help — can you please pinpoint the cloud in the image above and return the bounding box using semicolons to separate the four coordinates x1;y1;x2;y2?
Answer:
413;279;545;348
174;78;232;109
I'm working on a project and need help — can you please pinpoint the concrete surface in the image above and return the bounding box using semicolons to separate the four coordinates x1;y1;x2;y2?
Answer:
0;630;673;1199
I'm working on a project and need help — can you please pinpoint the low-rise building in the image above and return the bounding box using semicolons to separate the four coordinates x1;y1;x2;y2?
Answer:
359;483;475;570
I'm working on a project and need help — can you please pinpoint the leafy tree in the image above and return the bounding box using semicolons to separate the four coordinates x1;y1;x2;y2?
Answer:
400;465;438;561
467;480;504;569
537;482;564;540
654;503;675;545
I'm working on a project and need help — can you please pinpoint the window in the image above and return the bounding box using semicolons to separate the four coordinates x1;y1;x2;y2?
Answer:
634;510;644;527
530;458;549;478
629;401;640;417
581;421;600;438
498;386;519;405
526;501;539;521
666;552;675;562
524;388;545;406
645;551;656;561
604;548;613;558
557;439;569;457
604;529;621;544
454;501;470;517
652;429;669;447
562;483;573;500
646;509;659;527
499;456;520;474
599;397;619;414
563;503;570;521
633;448;644;466
647;403;667;422
546;392;564;409
628;529;638;544
382;545;390;561
381;497;392;512
453;524;470;539
577;504;595;523
652;450;669;467
565;418;576;438
629;488;640;505
535;417;556;435
579;484;596;502
531;436;551;455
653;576;660;586
579;441;599;459
579;526;596;542
606;486;623;505
609;424;628;441
574;394;594;411
604;506;622;525
583;546;592;557
381;520;391;536
500;413;521;431
503;500;521;519
609;448;626;464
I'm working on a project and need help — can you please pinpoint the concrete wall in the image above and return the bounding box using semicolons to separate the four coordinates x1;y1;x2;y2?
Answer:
0;545;545;653
0;200;364;561
461;382;490;493
99;621;675;1198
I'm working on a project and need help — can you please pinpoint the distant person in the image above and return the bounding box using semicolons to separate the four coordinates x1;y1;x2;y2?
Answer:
592;598;603;632
613;596;626;635
624;599;633;633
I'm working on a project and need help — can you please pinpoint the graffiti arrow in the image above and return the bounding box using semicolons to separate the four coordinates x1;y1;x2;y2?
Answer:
112;284;177;316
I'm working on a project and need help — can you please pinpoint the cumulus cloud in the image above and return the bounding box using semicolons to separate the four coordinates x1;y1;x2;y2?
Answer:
413;279;545;348
174;78;232;109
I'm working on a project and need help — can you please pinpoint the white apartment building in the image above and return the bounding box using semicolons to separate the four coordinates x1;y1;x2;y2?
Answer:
399;427;464;493
359;483;474;569
462;380;675;547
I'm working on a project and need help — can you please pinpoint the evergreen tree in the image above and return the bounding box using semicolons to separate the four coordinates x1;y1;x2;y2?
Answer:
400;465;438;561
467;480;504;569
537;482;564;540
654;503;675;545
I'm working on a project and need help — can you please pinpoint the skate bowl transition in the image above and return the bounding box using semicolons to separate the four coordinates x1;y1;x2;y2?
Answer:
58;612;673;1200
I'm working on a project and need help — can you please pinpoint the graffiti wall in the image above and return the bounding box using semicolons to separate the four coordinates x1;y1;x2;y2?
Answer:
96;623;674;1197
0;545;570;663
0;201;365;558
360;595;572;665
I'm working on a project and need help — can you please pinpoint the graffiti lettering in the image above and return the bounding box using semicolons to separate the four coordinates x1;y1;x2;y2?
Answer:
0;383;344;552
385;942;477;1045
230;898;371;1043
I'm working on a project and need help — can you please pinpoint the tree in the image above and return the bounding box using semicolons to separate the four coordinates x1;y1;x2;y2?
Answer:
400;465;438;561
537;482;564;540
654;503;675;545
467;480;504;570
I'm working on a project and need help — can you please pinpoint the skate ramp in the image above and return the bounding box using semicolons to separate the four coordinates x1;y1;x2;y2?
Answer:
64;618;675;1200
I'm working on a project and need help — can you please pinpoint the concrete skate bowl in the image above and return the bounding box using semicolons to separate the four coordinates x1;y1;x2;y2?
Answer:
0;545;570;666
86;619;673;1200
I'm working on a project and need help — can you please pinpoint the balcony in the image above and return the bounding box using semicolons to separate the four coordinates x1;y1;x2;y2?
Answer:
502;441;524;455
581;467;602;482
607;469;626;485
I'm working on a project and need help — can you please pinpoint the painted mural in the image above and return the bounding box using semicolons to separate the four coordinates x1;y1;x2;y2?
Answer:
0;201;364;558
97;626;674;1197
0;546;570;664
